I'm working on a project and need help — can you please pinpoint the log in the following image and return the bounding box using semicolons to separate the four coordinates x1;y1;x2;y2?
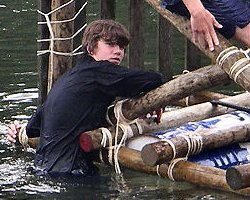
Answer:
112;64;231;123
216;47;250;92
143;92;250;133
144;0;232;62
141;120;250;166
172;90;229;107
80;92;250;152
226;163;250;190
100;147;250;197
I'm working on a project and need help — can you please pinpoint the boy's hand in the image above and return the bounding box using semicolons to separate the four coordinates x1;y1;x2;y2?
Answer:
7;120;21;143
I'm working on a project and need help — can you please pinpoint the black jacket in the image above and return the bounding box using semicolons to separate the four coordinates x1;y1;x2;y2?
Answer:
26;55;163;176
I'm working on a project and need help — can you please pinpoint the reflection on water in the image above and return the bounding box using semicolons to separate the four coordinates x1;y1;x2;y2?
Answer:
0;0;247;199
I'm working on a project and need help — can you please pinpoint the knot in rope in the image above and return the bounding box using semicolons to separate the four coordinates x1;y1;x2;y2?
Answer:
18;123;29;149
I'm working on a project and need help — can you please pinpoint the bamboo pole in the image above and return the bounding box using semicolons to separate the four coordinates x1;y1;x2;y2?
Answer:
80;92;250;152
141;121;250;166
226;163;250;190
101;147;250;197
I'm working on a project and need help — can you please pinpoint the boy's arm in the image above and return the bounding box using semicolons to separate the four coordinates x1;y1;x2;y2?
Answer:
182;0;222;51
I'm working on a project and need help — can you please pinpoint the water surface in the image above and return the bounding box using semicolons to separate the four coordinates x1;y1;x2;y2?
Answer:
0;0;247;199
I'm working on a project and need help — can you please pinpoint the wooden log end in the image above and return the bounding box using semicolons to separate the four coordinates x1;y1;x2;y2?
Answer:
226;167;244;190
141;144;159;167
79;132;94;152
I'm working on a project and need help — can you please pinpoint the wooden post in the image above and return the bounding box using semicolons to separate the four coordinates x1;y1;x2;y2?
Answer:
129;0;144;68
100;0;116;19
37;0;51;105
158;15;172;81
48;0;75;91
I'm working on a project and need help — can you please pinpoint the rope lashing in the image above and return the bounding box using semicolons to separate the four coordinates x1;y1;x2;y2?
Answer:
37;1;87;57
37;0;88;91
167;158;187;181
18;123;29;150
216;46;250;85
179;132;203;157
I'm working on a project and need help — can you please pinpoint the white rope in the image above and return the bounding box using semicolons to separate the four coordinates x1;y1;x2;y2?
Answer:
234;63;250;83
36;0;87;61
135;120;143;135
99;128;113;164
113;100;136;124
228;57;249;77
178;132;203;157
167;158;186;181
156;165;161;177
216;46;238;66
18;123;29;149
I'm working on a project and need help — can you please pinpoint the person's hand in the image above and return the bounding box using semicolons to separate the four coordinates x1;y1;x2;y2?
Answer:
7;120;21;143
190;8;223;51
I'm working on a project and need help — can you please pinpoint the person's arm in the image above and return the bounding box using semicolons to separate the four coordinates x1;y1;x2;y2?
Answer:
96;61;164;98
182;0;222;51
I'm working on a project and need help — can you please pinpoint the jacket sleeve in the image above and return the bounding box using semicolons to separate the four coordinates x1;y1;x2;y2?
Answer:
95;61;164;97
26;106;42;138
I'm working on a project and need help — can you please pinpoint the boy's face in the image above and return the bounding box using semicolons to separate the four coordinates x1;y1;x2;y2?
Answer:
90;39;125;65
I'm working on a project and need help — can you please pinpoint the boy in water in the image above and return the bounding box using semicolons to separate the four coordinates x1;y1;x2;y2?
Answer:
7;19;164;176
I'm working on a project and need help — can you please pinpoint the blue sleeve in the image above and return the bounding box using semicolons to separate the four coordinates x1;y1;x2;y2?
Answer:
26;106;42;138
95;61;164;97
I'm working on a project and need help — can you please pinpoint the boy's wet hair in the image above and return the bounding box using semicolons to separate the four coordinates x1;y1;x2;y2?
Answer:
82;19;130;54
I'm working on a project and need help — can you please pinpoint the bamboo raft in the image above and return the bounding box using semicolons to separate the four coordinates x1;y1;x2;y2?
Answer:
32;0;250;197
